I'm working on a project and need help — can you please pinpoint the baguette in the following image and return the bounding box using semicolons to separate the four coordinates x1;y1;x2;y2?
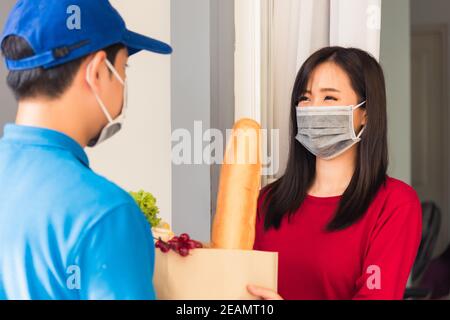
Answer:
211;119;262;250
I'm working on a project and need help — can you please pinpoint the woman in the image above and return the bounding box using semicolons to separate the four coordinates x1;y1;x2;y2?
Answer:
247;47;422;300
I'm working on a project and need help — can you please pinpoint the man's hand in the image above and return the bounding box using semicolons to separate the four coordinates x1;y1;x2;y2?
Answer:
247;285;284;300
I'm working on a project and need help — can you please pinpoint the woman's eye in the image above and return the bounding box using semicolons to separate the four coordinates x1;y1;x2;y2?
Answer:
298;96;309;102
324;96;338;101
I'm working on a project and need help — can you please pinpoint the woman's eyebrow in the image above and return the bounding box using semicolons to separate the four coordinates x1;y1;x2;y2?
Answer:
303;88;340;94
320;88;340;93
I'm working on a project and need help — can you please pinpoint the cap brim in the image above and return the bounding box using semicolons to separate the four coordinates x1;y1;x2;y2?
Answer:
123;30;172;56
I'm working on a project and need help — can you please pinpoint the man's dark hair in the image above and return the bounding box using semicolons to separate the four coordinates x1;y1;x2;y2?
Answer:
1;35;125;101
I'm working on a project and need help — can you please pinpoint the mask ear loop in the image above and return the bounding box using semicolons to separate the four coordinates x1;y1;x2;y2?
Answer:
352;101;366;110
351;101;367;140
104;59;127;118
86;61;114;123
105;59;125;85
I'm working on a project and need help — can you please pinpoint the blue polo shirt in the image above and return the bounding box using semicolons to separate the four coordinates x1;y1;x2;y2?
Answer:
0;124;156;300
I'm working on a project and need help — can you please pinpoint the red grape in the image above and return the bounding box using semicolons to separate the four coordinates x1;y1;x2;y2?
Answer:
186;240;196;249
155;240;171;253
179;233;190;243
178;247;190;257
156;233;201;256
160;243;170;253
170;241;181;251
194;241;203;249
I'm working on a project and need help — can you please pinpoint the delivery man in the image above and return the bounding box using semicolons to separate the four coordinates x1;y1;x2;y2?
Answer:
0;0;171;299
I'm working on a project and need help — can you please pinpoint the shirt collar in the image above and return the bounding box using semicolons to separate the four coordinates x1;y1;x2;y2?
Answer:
2;124;90;167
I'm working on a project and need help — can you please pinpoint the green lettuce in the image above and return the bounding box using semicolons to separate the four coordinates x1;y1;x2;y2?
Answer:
129;190;161;227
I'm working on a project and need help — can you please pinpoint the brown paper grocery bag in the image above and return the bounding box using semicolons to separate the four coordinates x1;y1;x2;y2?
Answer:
154;248;278;300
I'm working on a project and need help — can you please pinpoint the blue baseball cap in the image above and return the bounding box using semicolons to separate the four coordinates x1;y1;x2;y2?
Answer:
1;0;172;71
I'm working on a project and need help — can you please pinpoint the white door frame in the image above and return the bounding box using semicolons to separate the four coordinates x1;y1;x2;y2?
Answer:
234;0;262;123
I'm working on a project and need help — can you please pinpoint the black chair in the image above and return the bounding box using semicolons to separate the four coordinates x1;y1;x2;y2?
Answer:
404;201;441;299
418;245;450;299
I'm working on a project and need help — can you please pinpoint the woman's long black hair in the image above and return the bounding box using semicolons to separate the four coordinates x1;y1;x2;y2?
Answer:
261;46;388;232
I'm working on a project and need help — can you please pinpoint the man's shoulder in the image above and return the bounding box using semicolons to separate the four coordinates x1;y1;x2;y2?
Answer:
53;169;145;247
73;168;138;212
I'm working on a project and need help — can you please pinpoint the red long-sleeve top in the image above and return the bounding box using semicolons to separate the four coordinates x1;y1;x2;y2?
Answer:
253;177;422;300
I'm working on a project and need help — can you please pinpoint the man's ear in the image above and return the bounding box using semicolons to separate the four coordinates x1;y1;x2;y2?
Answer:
85;50;107;93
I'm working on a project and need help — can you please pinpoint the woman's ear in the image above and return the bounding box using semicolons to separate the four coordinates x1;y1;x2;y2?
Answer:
361;108;368;126
85;50;107;93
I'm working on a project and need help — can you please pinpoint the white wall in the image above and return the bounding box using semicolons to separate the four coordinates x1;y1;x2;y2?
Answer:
380;0;412;184
87;0;172;226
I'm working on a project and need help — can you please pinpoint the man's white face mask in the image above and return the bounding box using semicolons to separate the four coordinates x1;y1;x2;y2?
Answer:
86;59;128;147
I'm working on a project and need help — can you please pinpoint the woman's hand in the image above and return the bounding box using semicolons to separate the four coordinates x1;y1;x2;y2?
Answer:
247;285;284;300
